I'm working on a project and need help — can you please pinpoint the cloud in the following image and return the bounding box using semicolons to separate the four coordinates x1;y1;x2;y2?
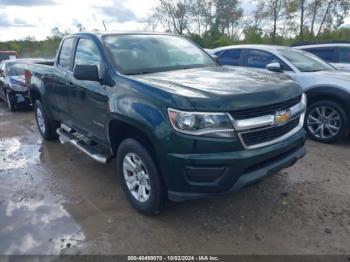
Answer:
13;17;33;27
0;14;33;27
0;16;11;27
0;0;57;6
98;3;140;23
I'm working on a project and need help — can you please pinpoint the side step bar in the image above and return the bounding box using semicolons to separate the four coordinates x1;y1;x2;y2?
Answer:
57;128;111;164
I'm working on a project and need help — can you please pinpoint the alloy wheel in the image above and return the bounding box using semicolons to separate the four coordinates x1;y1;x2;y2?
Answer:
36;107;46;134
307;105;342;140
123;153;151;203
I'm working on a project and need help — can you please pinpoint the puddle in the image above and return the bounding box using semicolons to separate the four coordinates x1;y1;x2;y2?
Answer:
0;138;41;171
0;197;86;255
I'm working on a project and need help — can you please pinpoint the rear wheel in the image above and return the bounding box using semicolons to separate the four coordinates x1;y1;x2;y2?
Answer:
6;92;15;112
34;100;59;140
117;138;165;215
305;100;349;143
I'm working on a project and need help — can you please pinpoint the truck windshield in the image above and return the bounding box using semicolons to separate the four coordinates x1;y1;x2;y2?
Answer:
278;48;335;72
103;34;217;75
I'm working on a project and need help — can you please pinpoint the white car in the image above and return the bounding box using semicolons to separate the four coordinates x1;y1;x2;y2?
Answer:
294;43;350;72
210;45;350;143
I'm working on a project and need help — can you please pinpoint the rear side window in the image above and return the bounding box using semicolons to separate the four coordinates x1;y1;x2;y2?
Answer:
218;49;241;66
74;39;102;67
58;38;75;70
338;47;350;63
306;48;336;62
247;50;279;68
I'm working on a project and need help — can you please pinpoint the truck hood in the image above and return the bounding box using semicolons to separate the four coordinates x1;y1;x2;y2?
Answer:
131;66;302;111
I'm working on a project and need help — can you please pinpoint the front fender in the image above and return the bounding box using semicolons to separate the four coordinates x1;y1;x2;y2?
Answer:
108;94;170;139
305;86;350;116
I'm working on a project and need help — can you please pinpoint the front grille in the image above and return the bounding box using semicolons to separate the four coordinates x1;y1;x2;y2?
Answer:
231;95;301;120
241;117;300;147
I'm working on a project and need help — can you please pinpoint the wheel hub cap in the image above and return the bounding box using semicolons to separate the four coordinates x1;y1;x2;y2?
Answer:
36;108;46;134
123;153;151;202
307;105;341;140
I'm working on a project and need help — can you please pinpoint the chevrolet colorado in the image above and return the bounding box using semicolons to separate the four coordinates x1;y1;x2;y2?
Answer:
28;32;306;215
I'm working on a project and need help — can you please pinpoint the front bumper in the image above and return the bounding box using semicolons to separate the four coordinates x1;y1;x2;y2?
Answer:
8;90;32;107
164;129;306;202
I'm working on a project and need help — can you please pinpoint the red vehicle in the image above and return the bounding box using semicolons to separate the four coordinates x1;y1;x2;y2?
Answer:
0;51;18;62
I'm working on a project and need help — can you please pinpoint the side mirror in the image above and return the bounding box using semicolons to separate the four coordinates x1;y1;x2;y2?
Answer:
210;54;221;64
73;64;100;82
266;62;283;72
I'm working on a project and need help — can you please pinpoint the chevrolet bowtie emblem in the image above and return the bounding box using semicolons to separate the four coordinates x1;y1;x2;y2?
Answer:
275;111;291;125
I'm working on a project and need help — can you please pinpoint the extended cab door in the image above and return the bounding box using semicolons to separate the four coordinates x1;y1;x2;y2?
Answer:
66;37;108;144
50;37;76;122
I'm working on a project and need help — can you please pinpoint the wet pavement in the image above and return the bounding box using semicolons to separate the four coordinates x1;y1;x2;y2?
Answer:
0;101;350;255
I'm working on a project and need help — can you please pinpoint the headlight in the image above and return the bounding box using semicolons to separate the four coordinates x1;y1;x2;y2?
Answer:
301;93;307;109
9;80;28;92
168;108;235;138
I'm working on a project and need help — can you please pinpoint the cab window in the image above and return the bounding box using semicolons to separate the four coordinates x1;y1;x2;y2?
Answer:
58;38;75;70
74;38;102;68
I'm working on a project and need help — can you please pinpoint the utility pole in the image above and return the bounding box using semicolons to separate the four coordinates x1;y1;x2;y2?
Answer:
102;20;107;31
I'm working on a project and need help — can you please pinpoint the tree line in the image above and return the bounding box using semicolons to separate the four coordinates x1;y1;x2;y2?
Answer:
0;0;349;58
0;28;67;58
149;0;350;47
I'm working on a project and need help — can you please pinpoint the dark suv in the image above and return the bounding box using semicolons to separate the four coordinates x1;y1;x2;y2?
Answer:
28;32;306;215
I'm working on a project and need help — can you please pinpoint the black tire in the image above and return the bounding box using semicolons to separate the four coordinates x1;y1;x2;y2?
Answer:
34;100;59;140
305;100;349;143
6;92;15;112
117;138;165;215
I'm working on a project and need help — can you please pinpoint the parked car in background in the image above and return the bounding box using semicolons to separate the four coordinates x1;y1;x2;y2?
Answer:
293;43;350;71
28;32;306;215
0;59;53;111
210;45;350;143
0;51;18;62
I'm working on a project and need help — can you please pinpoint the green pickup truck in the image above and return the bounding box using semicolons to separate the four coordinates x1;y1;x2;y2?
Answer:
28;32;306;215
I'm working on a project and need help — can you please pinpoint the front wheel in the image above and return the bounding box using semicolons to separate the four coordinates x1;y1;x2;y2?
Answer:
117;138;165;215
305;100;349;143
34;100;59;140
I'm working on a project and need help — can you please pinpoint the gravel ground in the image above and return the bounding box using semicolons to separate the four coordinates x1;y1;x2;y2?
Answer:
0;101;349;255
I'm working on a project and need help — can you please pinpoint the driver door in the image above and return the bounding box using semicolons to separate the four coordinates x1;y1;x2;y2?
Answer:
67;37;109;144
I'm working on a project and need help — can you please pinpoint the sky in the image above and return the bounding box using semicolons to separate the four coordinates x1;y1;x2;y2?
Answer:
1;0;348;42
0;0;258;41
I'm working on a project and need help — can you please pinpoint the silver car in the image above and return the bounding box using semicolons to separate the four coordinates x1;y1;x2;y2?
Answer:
210;45;350;143
294;43;350;72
